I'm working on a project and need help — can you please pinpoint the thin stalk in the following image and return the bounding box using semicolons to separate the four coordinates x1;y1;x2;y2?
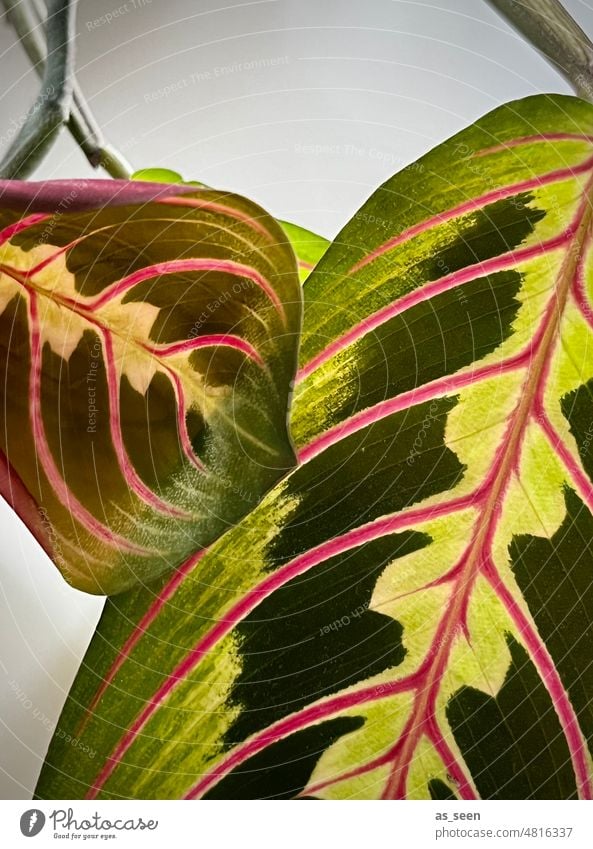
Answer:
0;0;75;177
1;0;132;178
487;0;593;101
28;0;131;176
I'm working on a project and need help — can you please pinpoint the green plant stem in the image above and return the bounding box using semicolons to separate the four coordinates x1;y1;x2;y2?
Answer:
1;0;132;178
0;0;75;178
28;0;131;177
487;0;593;101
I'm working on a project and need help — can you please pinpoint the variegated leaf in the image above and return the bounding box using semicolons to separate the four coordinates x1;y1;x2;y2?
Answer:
0;179;301;594
37;94;593;799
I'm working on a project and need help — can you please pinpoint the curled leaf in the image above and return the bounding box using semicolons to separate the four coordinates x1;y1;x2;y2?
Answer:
0;179;301;593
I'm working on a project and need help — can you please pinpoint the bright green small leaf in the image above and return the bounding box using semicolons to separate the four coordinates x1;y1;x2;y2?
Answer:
279;220;329;281
131;167;185;183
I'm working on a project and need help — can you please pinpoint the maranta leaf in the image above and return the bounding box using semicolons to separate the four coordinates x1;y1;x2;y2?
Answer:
0;179;301;593
36;94;593;798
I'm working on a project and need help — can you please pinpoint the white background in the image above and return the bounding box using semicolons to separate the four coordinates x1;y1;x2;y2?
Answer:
0;0;592;800
3;799;593;848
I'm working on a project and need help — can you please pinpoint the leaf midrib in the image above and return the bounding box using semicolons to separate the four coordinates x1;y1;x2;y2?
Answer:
379;173;593;800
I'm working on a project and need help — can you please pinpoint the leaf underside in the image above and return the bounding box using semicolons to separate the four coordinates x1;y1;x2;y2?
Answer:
37;94;593;799
0;179;301;593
